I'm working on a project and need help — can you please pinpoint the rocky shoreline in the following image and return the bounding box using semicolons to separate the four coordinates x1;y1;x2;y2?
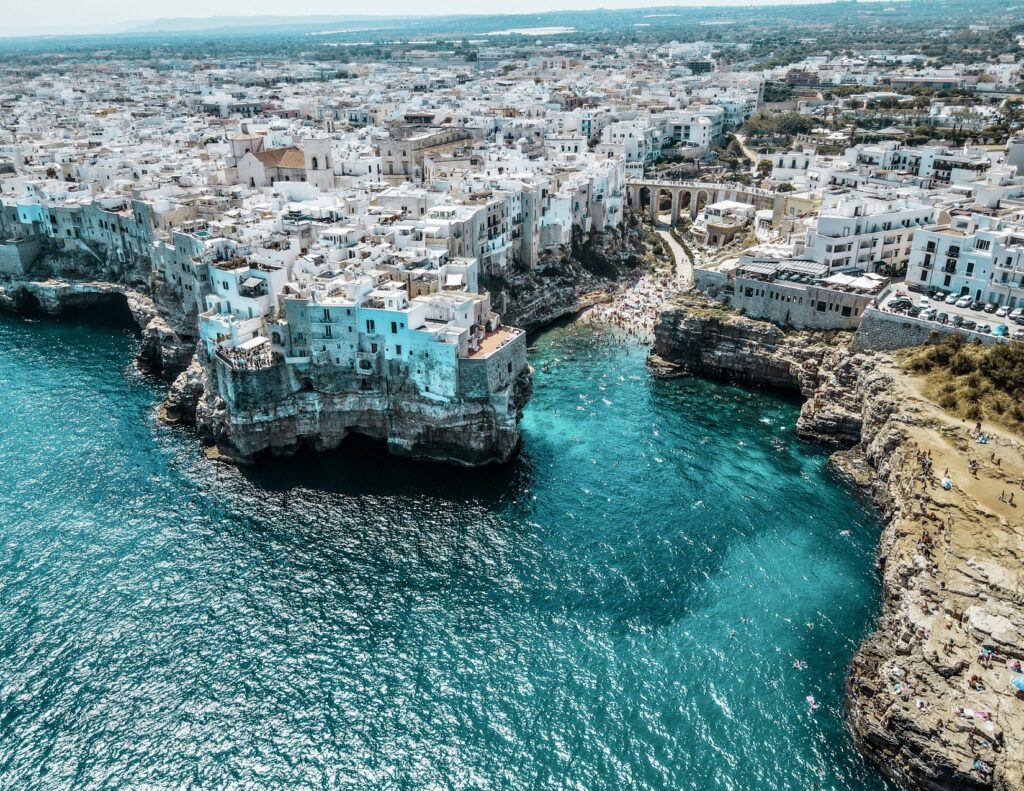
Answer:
0;275;197;380
1;227;644;466
490;225;647;332
650;293;1024;791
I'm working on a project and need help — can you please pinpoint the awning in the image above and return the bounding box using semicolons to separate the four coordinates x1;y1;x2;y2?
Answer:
237;336;268;351
241;277;263;288
445;274;465;287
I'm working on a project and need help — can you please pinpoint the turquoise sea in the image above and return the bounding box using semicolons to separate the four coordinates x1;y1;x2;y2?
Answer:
0;309;892;790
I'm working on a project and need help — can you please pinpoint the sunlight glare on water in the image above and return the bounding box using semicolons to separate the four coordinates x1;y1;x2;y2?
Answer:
0;313;891;790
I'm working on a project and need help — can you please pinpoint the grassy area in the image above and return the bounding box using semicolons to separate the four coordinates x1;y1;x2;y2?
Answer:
902;334;1024;429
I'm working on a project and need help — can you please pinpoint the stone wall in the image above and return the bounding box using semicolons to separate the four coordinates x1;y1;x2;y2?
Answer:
0;237;41;276
216;357;301;411
459;331;528;401
852;308;1004;353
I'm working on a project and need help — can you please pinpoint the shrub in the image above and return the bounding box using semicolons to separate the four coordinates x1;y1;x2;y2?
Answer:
949;351;977;376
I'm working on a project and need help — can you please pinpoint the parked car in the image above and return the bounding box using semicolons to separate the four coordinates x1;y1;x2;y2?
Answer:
919;297;931;308
937;312;949;324
995;324;1009;337
1013;328;1024;341
955;296;972;308
908;282;925;294
984;303;998;314
951;315;963;327
944;293;959;305
977;323;993;334
1009;308;1024;322
962;319;977;330
889;298;913;311
919;308;937;321
908;306;923;317
970;300;985;311
996;305;1011;318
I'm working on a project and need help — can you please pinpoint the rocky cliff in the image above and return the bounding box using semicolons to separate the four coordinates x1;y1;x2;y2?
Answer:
2;228;645;467
173;353;533;466
836;364;1024;791
649;294;1024;790
649;293;864;446
492;225;646;332
0;249;195;381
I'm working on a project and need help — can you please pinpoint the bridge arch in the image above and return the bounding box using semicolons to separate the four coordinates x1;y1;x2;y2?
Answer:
694;190;710;218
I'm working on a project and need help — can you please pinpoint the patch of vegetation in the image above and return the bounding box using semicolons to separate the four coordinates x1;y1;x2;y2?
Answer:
902;334;1024;429
741;111;817;139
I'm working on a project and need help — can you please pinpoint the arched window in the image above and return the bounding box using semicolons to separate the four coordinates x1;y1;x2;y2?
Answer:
311;156;319;170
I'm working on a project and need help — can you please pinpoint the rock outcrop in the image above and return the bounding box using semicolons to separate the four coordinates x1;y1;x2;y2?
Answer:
191;354;533;465
649;293;864;446
649;293;1024;790
494;225;646;332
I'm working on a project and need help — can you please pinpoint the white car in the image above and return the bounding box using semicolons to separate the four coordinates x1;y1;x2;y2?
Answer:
996;305;1011;318
1010;308;1024;321
955;296;972;308
919;308;937;320
919;298;930;308
944;293;959;305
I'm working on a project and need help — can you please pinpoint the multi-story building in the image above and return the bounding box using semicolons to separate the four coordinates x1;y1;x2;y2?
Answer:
803;189;935;274
906;213;1024;307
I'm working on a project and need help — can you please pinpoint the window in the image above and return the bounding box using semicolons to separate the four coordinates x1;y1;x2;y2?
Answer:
391;321;398;334
371;343;378;353
841;306;852;317
366;319;375;332
396;345;402;355
975;239;991;251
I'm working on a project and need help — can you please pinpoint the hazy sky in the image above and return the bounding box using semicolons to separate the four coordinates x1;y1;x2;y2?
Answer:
4;0;832;36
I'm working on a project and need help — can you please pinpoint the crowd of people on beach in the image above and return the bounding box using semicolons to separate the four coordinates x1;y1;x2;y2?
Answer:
583;270;676;344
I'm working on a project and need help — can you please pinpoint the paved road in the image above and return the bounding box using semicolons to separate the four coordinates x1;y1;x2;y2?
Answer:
655;214;692;283
733;133;760;163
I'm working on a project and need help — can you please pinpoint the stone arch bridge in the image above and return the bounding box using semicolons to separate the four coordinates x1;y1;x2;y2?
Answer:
626;178;783;226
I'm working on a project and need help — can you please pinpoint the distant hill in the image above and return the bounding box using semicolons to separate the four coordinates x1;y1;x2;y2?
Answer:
128;15;401;34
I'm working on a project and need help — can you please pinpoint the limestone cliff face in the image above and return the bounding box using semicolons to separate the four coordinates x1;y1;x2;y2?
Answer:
494;225;646;332
0;247;195;381
187;353;533;465
649;294;863;446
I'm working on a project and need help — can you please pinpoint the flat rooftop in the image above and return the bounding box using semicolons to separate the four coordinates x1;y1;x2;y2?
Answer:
468;326;521;359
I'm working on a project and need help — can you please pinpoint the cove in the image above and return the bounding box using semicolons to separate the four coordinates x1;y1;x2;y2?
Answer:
0;312;892;789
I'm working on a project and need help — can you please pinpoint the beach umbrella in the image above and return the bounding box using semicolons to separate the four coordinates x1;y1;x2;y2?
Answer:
1012;677;1024;692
